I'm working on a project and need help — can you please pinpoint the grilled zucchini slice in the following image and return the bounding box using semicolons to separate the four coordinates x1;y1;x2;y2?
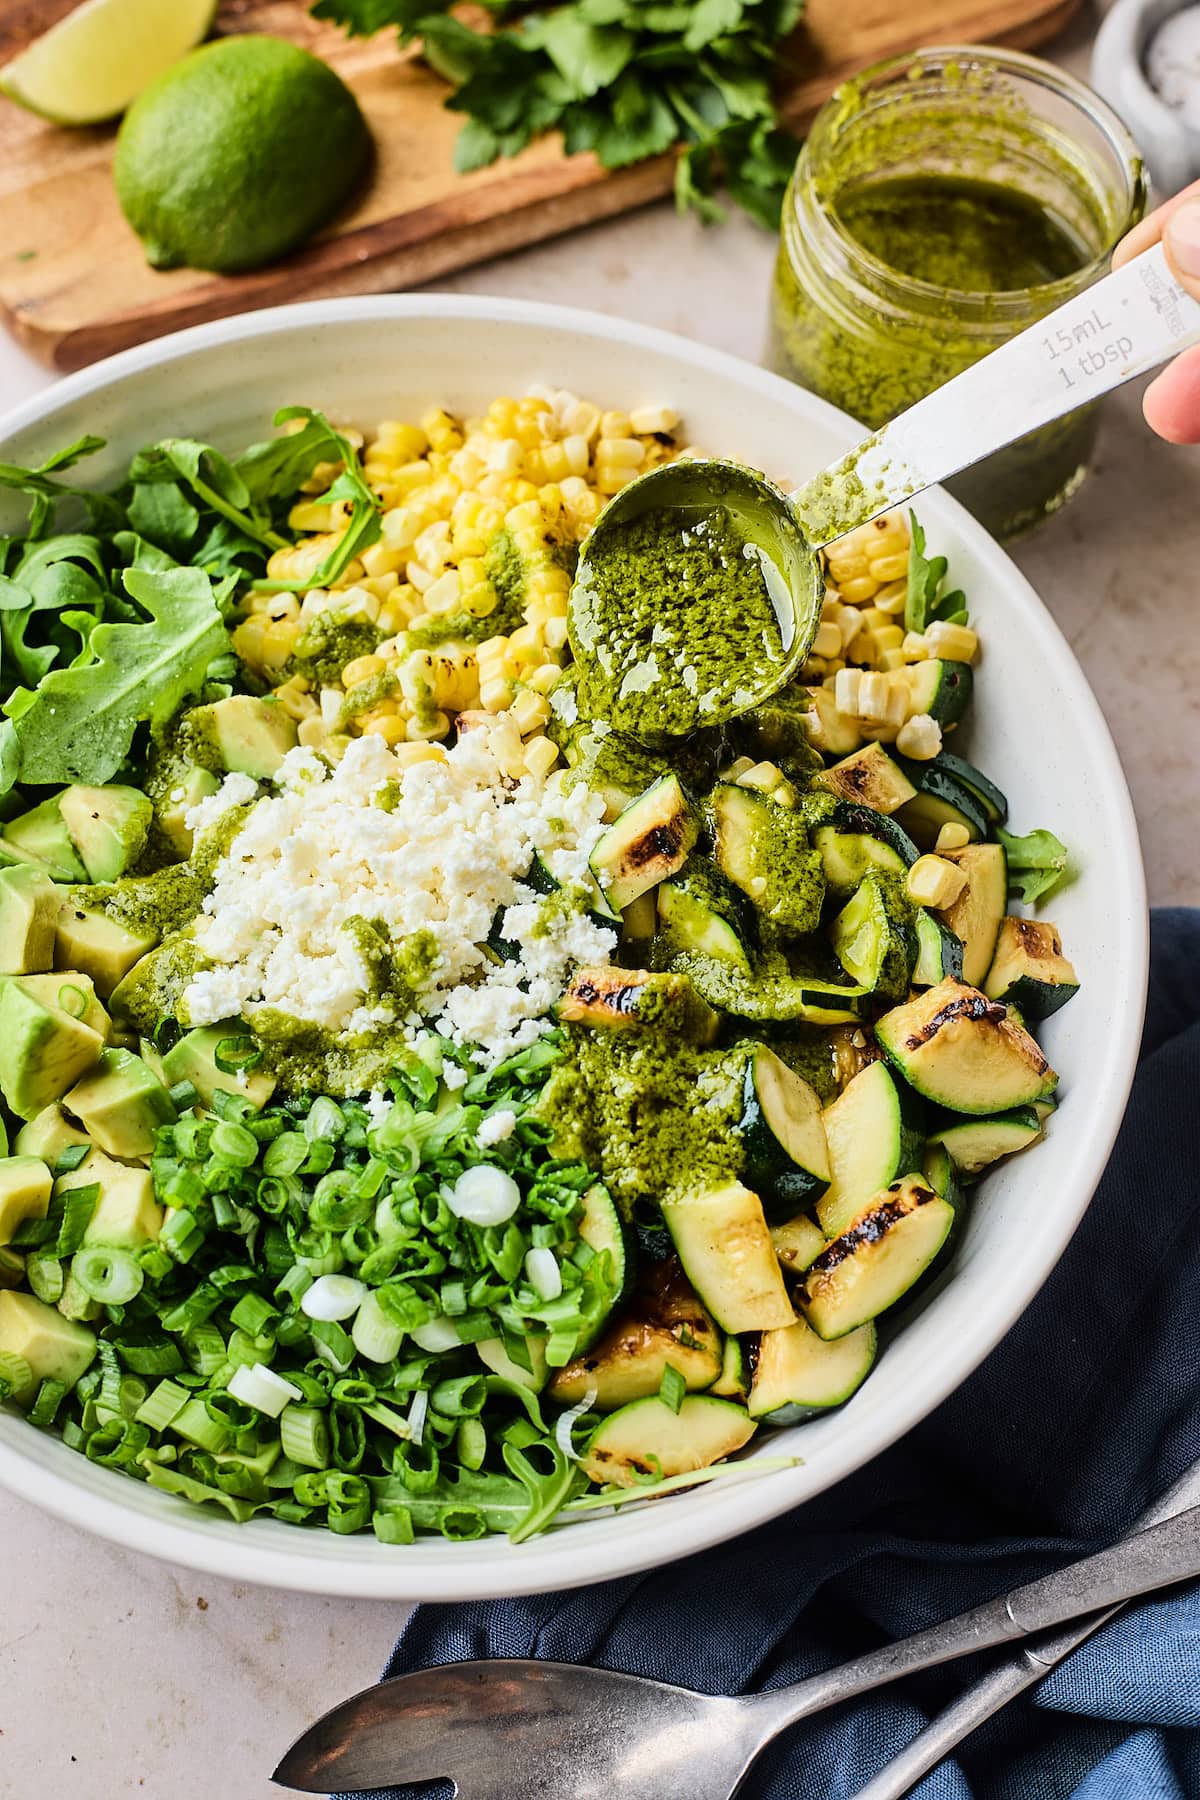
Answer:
875;978;1058;1114
557;967;719;1044
748;1316;876;1422
897;761;989;849
580;1393;755;1488
984;917;1079;1018
912;908;965;986
926;1105;1043;1175
590;774;698;911
656;857;753;968
769;1211;827;1274
937;844;1008;987
661;1181;796;1333
903;658;973;726
549;1257;722;1411
800;1173;956;1340
817;1059;924;1238
829;870;916;1000
739;1044;830;1215
816;743;917;815
708;783;824;934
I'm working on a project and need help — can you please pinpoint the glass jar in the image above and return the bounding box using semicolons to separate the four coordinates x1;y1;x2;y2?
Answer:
766;46;1145;539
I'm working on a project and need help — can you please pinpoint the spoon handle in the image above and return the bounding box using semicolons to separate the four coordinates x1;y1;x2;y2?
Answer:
752;1501;1200;1740
847;1455;1200;1800
790;241;1200;550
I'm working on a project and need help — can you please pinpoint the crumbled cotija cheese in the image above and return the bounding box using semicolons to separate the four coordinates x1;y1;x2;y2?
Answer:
182;725;615;1066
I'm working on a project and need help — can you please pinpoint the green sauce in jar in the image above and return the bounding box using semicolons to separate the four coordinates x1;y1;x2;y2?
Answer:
766;48;1144;540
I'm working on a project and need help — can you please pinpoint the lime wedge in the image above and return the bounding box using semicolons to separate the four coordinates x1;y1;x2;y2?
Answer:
0;0;218;125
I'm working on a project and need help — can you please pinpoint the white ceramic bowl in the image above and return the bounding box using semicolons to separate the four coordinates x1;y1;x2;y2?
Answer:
0;297;1147;1599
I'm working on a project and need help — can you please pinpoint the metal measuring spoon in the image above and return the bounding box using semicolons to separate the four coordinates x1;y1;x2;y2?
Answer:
568;240;1200;735
274;1496;1200;1798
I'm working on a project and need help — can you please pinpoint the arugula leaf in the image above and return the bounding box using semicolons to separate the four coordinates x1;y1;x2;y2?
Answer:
312;0;805;226
252;407;382;593
5;566;228;788
996;827;1072;906
903;512;968;636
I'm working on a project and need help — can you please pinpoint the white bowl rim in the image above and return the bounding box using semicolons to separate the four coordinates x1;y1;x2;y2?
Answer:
0;293;1148;1600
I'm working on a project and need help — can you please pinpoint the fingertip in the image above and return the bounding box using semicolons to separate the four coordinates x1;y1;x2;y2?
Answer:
1142;347;1200;444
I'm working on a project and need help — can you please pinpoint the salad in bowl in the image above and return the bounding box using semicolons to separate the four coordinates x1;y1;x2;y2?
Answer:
0;376;1080;1549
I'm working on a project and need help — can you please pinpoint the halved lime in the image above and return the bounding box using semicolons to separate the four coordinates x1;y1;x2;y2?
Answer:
0;0;218;126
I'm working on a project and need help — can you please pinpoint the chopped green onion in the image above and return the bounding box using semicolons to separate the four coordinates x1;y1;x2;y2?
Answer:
658;1364;686;1415
229;1292;277;1337
135;1379;192;1432
71;1244;144;1305
53;1143;91;1176
0;1352;34;1403
170;1396;231;1454
56;982;87;1019
27;1378;68;1428
305;1097;346;1143
372;1506;415;1544
214;1033;263;1075
279;1404;330;1469
351;1290;405;1364
26;1253;64;1305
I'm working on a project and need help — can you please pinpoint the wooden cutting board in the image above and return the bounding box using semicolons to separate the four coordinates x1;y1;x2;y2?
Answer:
0;0;1083;373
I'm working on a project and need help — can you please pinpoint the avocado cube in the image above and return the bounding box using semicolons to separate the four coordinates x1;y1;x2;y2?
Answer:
14;1104;91;1166
161;1023;277;1112
155;765;220;859
55;901;159;999
0;865;59;975
2;795;88;884
58;1150;163;1248
0;1155;52;1248
64;1048;175;1160
59;784;153;884
188;694;297;779
0;978;105;1119
0;1290;96;1392
16;971;110;1041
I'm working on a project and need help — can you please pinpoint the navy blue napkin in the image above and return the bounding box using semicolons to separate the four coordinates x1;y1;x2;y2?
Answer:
337;907;1200;1800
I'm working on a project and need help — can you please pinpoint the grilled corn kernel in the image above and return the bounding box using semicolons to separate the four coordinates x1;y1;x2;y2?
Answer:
874;580;908;616
873;625;904;654
902;632;931;662
480;677;515;713
878;648;907;672
629;405;680;436
297;717;327;750
394;741;448;769
511;689;551;735
895;713;943;759
341;655;387;689
906;854;969;909
858;672;891;721
362;716;408;745
812;621;842;660
926;620;979;663
935;822;972;852
523;734;560;779
868;551;909;584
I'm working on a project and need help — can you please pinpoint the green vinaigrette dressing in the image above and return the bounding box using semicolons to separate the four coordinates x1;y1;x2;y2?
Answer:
570;504;795;737
834;175;1088;293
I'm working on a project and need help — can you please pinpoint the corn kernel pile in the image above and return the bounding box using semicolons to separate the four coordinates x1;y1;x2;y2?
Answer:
228;389;979;775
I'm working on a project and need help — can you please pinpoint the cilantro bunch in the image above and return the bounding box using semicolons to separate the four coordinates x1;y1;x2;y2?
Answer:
313;0;806;228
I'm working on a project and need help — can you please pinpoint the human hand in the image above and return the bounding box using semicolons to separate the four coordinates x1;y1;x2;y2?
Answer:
1113;181;1200;443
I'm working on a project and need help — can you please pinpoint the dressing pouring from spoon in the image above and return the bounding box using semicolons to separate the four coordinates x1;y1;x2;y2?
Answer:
568;241;1200;738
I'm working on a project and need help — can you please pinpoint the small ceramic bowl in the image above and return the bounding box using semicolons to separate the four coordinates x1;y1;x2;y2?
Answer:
1094;0;1200;195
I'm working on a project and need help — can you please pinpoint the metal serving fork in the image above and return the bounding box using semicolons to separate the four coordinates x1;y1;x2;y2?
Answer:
275;1489;1200;1799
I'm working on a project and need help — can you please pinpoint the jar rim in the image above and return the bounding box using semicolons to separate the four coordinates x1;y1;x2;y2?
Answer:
795;42;1147;319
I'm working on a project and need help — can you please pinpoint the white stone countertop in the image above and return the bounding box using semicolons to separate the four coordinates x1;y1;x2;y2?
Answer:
1;9;1197;1798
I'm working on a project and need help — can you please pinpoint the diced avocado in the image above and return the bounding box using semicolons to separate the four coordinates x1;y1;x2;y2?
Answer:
816;744;917;816
108;929;207;1036
58;1150;163;1248
64;1048;175;1159
2;795;87;883
14;1104;91;1165
557;967;719;1045
549;1258;723;1411
708;782;824;934
875;977;1058;1115
984;917;1080;1019
0;977;105;1119
0;865;59;974
580;1392;755;1488
160;1023;277;1112
186;694;297;779
0;1156;53;1248
156;764;220;859
17;971;110;1040
58;784;153;883
590;775;698;911
0;1290;95;1393
54;901;159;999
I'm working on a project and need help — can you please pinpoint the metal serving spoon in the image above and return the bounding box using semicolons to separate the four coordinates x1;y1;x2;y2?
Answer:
274;1497;1200;1798
568;240;1200;730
